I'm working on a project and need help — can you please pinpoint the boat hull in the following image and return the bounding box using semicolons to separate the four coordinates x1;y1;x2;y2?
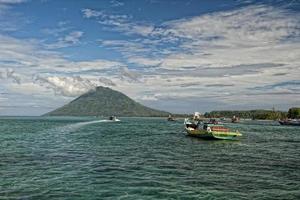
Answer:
185;128;242;140
278;120;300;126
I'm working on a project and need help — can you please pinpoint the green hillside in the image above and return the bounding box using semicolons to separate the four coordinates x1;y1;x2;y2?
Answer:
44;86;170;117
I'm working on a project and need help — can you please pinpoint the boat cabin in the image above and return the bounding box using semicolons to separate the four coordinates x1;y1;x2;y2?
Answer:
203;123;230;132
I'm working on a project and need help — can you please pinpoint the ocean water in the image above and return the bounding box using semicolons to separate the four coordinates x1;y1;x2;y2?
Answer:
0;117;299;200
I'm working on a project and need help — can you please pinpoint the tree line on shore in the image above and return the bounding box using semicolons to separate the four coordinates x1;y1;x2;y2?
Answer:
203;107;300;120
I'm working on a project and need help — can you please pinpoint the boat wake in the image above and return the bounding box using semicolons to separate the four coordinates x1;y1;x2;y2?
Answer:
48;119;113;134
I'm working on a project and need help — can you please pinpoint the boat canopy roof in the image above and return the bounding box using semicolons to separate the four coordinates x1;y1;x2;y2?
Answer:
205;123;224;127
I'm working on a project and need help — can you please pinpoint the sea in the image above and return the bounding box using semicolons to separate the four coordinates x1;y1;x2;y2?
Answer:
0;117;299;200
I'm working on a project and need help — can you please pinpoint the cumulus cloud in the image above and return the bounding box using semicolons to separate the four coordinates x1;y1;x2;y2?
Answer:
82;8;154;36
0;0;27;3
127;57;162;67
0;34;125;75
46;31;84;49
0;0;28;31
119;67;142;82
34;76;97;97
74;59;124;71
0;33;126;101
33;75;119;97
93;5;300;71
98;77;116;86
163;5;299;43
99;39;153;58
0;0;27;12
153;5;300;70
110;0;124;7
41;21;71;37
0;68;21;84
95;5;300;74
82;8;103;18
1;4;300;115
91;5;300;112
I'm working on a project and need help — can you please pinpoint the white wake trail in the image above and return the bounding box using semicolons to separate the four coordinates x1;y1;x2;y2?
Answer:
52;119;112;134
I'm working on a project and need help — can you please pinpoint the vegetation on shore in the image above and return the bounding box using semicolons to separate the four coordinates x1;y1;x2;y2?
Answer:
287;107;300;119
204;109;288;120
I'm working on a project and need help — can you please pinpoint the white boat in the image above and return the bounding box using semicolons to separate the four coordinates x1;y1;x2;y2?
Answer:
278;119;300;126
108;116;120;122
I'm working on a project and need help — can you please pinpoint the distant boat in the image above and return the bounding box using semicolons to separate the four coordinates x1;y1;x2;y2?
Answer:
184;118;242;140
231;115;240;123
167;115;176;121
278;119;300;126
108;116;120;122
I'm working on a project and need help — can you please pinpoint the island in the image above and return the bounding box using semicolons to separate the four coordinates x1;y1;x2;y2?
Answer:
44;86;170;117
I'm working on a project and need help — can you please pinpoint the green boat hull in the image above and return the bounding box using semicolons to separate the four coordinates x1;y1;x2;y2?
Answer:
185;128;242;140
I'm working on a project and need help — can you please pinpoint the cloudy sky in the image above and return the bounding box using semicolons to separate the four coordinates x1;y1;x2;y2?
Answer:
0;0;299;115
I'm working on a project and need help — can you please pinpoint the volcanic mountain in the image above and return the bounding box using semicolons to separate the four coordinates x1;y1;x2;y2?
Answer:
44;86;170;117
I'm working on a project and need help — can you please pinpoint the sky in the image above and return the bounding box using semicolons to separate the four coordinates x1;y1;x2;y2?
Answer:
0;0;299;116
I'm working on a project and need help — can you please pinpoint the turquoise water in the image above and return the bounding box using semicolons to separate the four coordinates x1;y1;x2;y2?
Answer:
0;117;299;200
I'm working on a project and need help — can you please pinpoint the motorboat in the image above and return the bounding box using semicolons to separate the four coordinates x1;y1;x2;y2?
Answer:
108;116;120;122
184;118;242;140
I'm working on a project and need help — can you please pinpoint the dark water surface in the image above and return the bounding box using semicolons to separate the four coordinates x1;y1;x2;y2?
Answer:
0;117;299;199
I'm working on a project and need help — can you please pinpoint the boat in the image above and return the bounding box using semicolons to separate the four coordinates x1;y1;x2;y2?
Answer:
208;118;219;124
108;116;120;122
278;119;300;126
184;118;242;140
220;117;226;121
231;115;240;123
167;115;176;121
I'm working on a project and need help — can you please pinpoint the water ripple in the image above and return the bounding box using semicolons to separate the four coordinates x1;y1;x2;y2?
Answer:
0;117;299;199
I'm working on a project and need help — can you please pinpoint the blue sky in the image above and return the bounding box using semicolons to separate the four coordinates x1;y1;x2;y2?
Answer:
0;0;299;115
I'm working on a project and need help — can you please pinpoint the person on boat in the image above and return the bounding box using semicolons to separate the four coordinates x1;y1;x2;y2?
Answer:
209;119;218;124
193;112;201;120
196;120;202;129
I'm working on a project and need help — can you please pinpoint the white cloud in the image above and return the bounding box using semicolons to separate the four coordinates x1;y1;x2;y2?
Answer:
95;5;300;71
74;59;124;71
152;5;300;70
0;0;27;3
63;31;83;44
162;5;300;43
0;68;21;83
82;8;103;18
0;0;28;31
98;77;116;86
137;95;158;101
82;8;154;37
46;31;84;49
98;5;299;111
0;33;126;99
0;34;126;75
41;21;71;36
100;39;151;57
0;0;26;13
1;4;300;115
35;76;97;96
127;57;162;67
119;67;142;82
110;0;124;7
